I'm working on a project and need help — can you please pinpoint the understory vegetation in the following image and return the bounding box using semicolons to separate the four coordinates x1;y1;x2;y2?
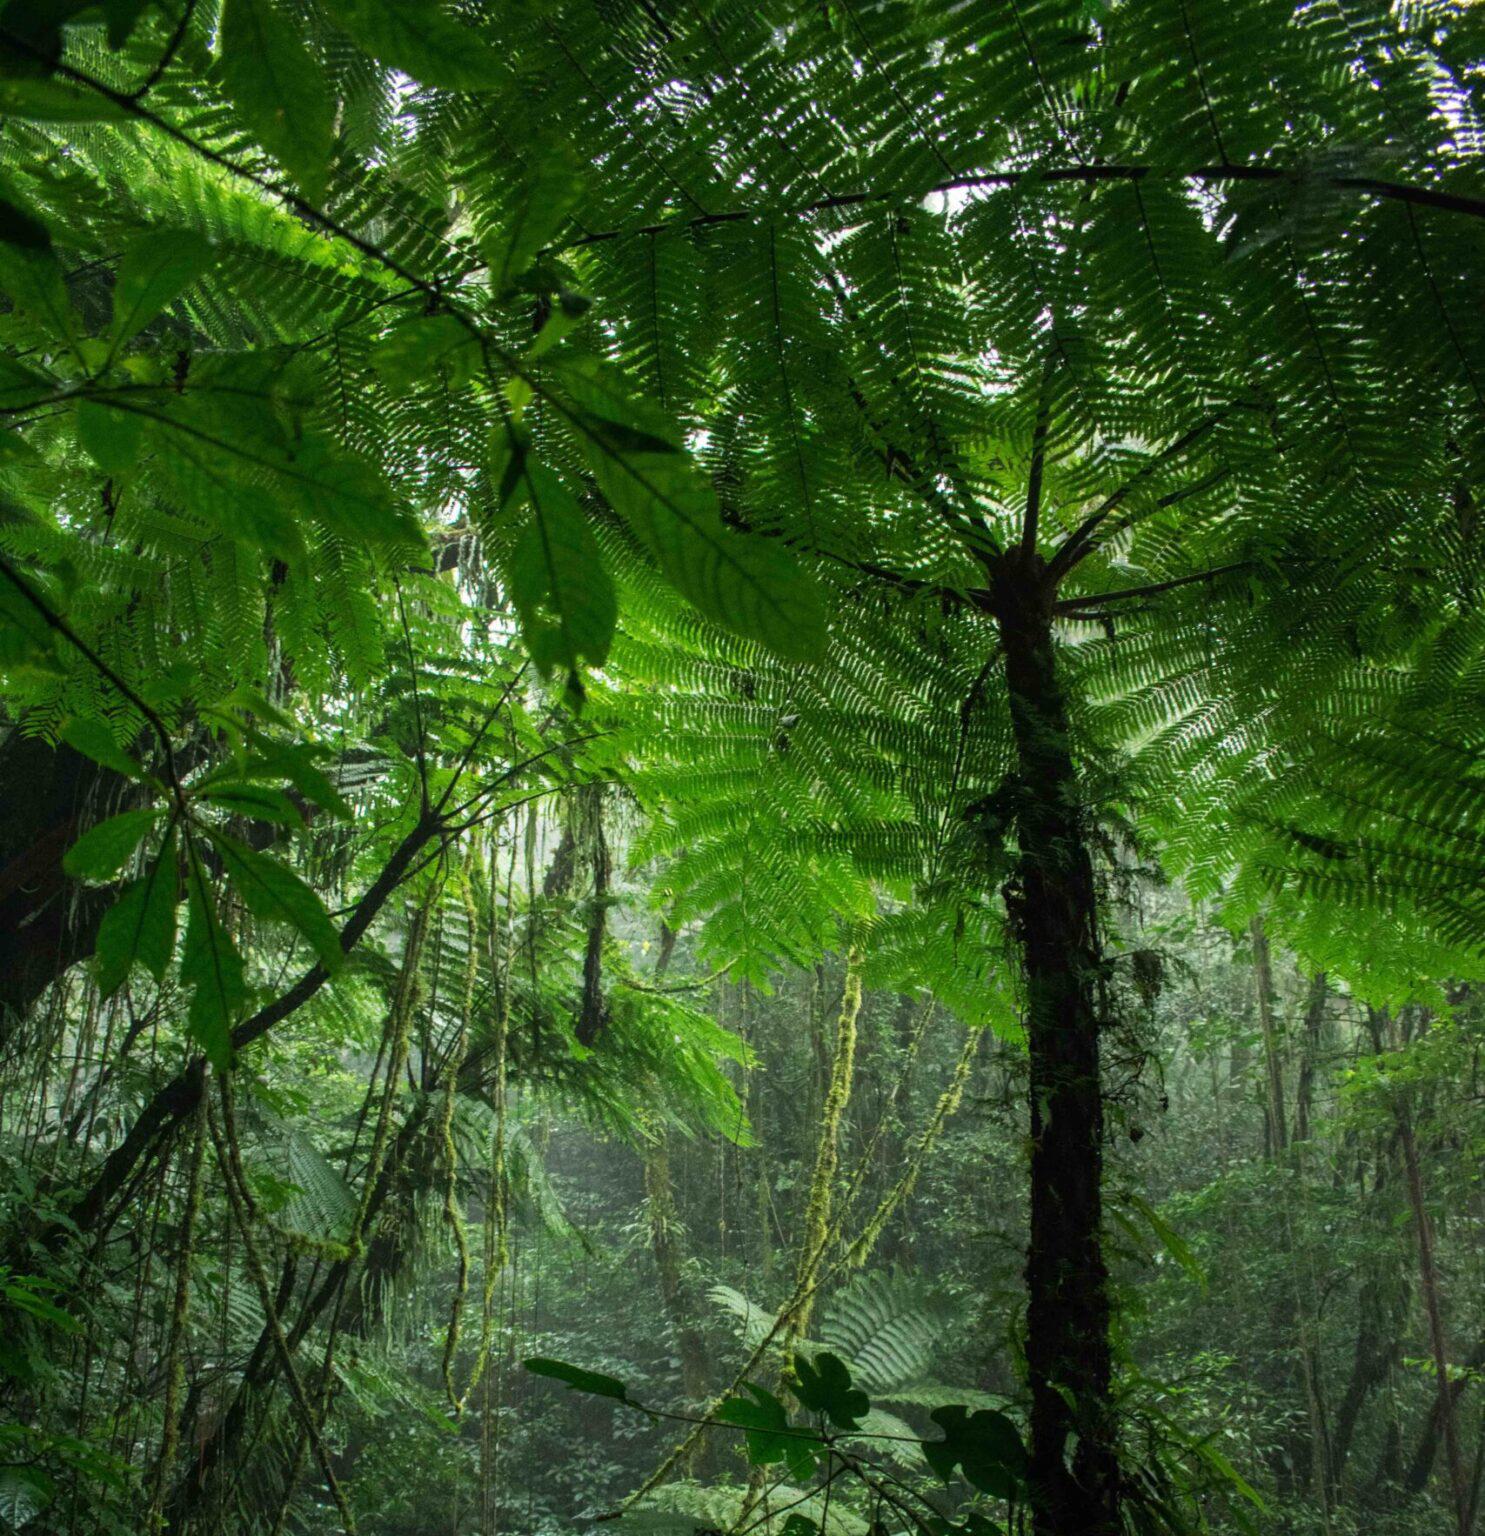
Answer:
0;2;1482;1534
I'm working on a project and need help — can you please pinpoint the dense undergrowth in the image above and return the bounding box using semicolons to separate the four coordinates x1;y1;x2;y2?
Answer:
0;2;1482;1534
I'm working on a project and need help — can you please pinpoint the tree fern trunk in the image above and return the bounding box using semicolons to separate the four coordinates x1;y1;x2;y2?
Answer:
990;552;1120;1536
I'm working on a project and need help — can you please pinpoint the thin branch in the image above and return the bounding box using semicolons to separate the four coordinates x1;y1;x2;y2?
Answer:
1053;560;1253;615
127;0;199;101
0;551;189;812
440;730;609;825
393;579;431;813
1021;368;1053;557
431;660;532;817
544;164;1485;255
812;547;993;613
1047;411;1240;580
9;45;988;603
617;962;734;995
53;794;453;1247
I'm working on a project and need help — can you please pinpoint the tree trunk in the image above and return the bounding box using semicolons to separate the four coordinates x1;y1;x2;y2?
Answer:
1252;923;1331;1515
1292;971;1327;1145
0;733;130;1032
643;1138;709;1407
1398;1098;1470;1534
786;951;861;1349
642;918;709;1418
1402;1332;1485;1498
1251;917;1286;1161
990;551;1119;1536
1329;1143;1407;1497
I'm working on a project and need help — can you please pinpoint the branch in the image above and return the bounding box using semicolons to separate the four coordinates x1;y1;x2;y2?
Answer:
1021;367;1053;557
1047;412;1241;580
1053;560;1253;616
545;163;1485;255
127;0;199;102
0;552;189;813
617;962;734;995
57;804;448;1244
812;547;993;614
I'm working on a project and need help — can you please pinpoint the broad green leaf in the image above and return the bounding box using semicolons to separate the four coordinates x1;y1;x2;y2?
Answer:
2;1277;80;1333
181;850;245;1070
583;432;824;662
523;1357;632;1403
206;830;341;971
76;398;143;475
553;360;684;455
324;0;507;91
197;781;302;826
0;193;51;251
60;717;145;781
99;0;160;47
555;359;824;659
0;585;62;674
370;314;479;393
0;2;64;79
95;827;178;995
109;228;213;349
717;1384;821;1481
0;76;129;120
921;1406;1028;1500
482;148;584;297
62;807;159;881
502;456;616;684
792;1350;869;1430
0;425;39;466
0;355;55;411
0;1467;52;1531
525;293;590;361
2;0;160;56
144;394;422;556
0;194;76;350
234;740;351;819
218;0;334;202
203;684;295;733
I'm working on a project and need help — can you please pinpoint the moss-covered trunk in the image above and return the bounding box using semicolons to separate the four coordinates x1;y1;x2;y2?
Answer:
991;550;1120;1536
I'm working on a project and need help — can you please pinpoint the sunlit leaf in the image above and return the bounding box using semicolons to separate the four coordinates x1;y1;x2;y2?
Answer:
181;847;245;1069
63;807;159;881
524;1357;632;1403
324;0;506;90
95;825;178;995
218;0;334;202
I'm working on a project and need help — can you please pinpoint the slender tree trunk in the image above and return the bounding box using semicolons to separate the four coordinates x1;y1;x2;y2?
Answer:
1251;917;1286;1161
1398;1098;1470;1534
990;551;1119;1536
1292;971;1327;1145
41;808;444;1251
0;734;131;1032
785;950;861;1350
642;921;708;1417
1402;1333;1485;1498
1251;923;1331;1516
643;1139;709;1407
1329;1145;1407;1497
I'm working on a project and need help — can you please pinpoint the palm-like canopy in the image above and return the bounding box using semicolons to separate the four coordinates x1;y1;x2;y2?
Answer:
0;2;1481;1532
